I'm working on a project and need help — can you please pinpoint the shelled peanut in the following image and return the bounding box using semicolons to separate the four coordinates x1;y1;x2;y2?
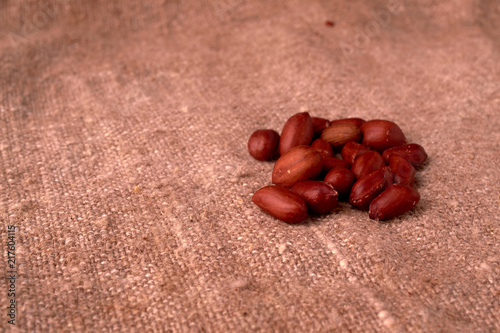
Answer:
247;112;427;223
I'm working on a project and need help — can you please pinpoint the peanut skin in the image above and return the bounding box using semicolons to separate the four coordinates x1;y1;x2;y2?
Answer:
279;112;314;155
329;117;366;128
248;129;280;161
389;154;415;187
382;143;428;167
341;141;370;168
324;167;356;200
290;181;338;214
252;185;308;224
349;166;393;209
311;117;331;135
321;122;361;148
311;138;334;158
321;157;349;173
351;150;385;180
272;145;323;188
369;184;420;220
361;120;407;152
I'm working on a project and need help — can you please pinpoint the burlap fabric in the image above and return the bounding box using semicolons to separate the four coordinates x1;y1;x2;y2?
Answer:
1;0;499;332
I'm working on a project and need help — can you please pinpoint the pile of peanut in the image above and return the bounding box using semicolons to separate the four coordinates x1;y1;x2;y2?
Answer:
248;113;427;223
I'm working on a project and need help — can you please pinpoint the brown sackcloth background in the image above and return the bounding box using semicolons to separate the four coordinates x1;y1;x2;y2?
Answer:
1;0;499;332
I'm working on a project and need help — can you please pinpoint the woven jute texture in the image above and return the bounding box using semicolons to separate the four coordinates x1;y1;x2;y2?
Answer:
1;0;499;332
